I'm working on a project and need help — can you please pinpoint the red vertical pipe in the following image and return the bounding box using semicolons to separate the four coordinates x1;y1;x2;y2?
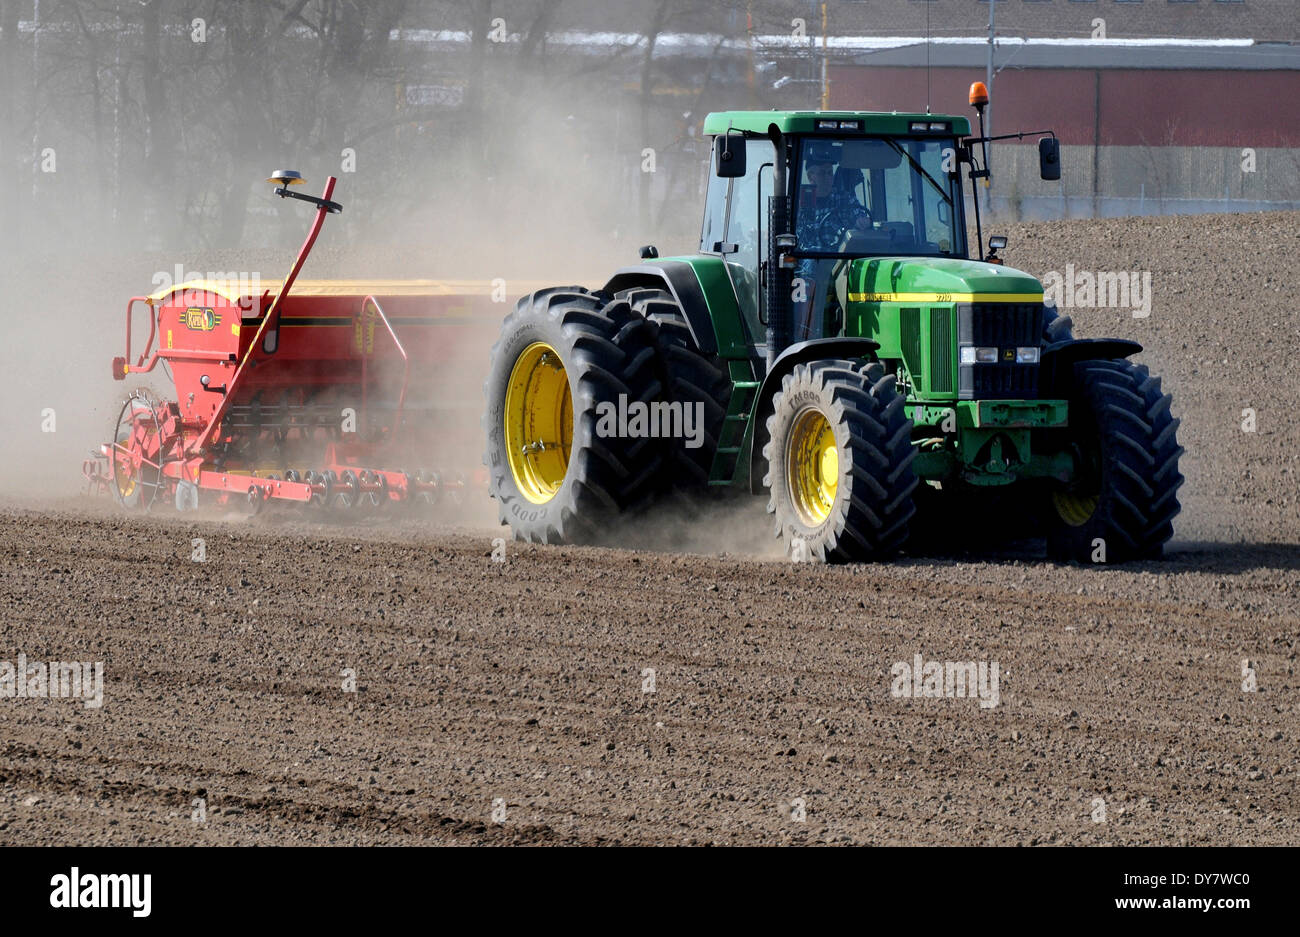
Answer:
190;176;339;454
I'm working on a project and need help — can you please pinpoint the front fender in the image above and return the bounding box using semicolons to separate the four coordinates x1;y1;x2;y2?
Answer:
1041;338;1142;397
746;337;881;493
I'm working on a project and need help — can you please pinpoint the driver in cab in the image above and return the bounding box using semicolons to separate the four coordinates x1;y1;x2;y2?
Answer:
793;144;871;339
796;146;871;251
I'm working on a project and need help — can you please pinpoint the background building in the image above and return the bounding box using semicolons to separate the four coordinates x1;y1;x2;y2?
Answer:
0;0;1293;259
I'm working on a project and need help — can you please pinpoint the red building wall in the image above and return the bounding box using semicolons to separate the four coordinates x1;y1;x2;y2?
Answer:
830;66;1300;149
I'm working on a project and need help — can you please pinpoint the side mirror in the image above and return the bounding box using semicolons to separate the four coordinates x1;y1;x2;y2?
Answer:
1038;137;1061;181
639;245;659;260
714;133;746;178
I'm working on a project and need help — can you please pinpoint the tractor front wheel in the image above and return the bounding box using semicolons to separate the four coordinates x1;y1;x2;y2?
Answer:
1045;358;1183;562
763;359;917;562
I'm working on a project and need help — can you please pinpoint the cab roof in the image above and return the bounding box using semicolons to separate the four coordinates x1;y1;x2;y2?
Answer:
702;110;971;137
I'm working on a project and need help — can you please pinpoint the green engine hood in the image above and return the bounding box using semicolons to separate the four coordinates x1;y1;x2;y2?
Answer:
845;257;1043;304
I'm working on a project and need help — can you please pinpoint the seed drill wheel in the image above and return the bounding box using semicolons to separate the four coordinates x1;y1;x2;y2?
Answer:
357;470;385;510
174;481;200;513
331;469;360;512
304;470;331;510
1044;359;1183;563
418;470;439;509
109;389;167;511
245;482;266;516
483;287;664;544
446;471;466;506
763;359;917;563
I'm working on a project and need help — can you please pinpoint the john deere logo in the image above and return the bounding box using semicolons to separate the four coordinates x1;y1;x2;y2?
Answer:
184;307;220;331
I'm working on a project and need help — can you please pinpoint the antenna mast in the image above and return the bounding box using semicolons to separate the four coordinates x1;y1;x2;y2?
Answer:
925;0;931;114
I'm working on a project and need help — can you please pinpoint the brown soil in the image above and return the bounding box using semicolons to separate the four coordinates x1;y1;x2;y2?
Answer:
0;211;1297;845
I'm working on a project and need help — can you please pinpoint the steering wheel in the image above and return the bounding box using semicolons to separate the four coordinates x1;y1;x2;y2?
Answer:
806;203;872;250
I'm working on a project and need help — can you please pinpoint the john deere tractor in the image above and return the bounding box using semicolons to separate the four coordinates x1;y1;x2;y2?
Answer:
483;85;1183;563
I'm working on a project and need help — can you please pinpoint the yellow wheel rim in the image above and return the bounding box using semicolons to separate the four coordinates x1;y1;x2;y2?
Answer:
1052;491;1098;527
504;342;572;504
787;407;839;527
114;461;137;499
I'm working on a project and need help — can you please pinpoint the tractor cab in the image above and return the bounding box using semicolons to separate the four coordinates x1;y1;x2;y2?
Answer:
699;111;974;358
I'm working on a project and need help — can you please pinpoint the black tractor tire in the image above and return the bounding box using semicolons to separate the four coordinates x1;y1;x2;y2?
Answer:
617;287;732;491
1042;304;1075;344
763;359;917;563
483;287;665;544
1044;358;1183;563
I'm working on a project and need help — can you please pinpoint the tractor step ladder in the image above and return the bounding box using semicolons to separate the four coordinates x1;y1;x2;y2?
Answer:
708;379;760;486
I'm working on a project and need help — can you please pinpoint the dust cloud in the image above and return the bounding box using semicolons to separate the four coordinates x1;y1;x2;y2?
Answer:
0;60;700;520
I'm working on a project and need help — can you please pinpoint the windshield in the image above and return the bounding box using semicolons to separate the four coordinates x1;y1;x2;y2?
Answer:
793;136;964;258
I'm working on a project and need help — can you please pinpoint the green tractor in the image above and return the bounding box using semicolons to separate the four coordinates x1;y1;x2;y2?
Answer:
483;87;1183;563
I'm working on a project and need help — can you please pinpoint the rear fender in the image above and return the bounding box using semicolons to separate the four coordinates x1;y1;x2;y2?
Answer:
604;262;719;355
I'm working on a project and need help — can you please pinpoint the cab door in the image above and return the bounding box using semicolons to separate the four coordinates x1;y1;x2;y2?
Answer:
721;138;775;354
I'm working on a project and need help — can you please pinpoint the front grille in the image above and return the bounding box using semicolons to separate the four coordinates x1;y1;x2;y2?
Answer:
929;306;953;393
957;302;1044;400
900;307;923;379
969;302;1042;348
971;363;1038;397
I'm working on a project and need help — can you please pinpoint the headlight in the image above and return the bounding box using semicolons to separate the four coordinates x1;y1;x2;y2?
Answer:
960;346;999;365
1016;347;1041;364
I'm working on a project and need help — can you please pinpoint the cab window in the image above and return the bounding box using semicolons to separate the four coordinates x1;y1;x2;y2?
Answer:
723;137;775;345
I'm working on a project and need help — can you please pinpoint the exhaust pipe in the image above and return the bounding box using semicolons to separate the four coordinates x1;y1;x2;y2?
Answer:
765;126;791;373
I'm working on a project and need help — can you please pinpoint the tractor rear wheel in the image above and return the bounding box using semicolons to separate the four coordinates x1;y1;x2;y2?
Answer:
483;287;665;544
618;287;731;491
1045;358;1183;563
763;359;917;562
